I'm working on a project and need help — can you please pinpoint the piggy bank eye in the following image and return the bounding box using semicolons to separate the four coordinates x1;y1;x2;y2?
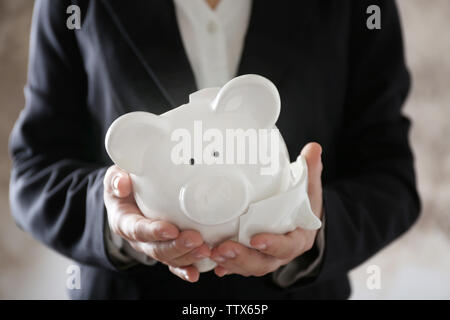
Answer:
189;158;195;165
212;151;219;158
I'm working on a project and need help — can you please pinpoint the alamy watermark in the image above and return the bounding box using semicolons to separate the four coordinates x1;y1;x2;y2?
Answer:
66;264;81;290
65;4;380;31
170;121;280;176
66;5;81;30
366;5;381;30
366;264;381;290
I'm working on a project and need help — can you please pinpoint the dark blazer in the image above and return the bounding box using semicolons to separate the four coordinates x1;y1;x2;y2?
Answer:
9;0;420;299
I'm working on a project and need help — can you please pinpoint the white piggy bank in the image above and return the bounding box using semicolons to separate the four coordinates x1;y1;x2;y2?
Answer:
106;75;321;272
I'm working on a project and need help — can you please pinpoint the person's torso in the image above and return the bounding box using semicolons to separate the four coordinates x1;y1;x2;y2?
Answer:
70;0;352;298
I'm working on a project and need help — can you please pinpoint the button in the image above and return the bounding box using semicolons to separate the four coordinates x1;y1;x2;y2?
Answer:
207;20;218;34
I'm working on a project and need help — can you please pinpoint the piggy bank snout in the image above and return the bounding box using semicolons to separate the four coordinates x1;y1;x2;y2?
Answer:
179;173;249;225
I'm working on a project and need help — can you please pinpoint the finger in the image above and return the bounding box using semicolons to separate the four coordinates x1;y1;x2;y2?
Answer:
143;230;204;262
214;265;229;277
300;142;323;218
211;240;278;277
169;265;200;283
104;168;180;242
300;142;323;192
301;142;322;180
114;212;179;242
250;227;311;260
104;165;132;198
168;243;211;267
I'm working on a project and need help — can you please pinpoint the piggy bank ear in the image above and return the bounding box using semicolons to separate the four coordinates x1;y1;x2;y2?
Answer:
105;111;170;175
211;74;281;128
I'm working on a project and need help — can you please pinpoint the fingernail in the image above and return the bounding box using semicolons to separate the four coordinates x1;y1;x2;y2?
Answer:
213;255;225;263
194;252;205;259
253;243;267;250
161;231;176;240
184;239;194;248
112;175;120;190
180;269;189;281
224;251;236;259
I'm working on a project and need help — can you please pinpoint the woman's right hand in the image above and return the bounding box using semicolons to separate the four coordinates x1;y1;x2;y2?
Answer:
103;165;211;282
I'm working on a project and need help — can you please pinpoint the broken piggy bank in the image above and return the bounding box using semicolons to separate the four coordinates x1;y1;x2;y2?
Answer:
105;74;322;272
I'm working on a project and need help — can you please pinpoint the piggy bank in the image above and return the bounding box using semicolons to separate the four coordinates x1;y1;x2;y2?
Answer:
106;75;321;272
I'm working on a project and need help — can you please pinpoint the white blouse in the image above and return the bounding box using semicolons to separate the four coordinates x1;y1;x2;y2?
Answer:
173;0;252;89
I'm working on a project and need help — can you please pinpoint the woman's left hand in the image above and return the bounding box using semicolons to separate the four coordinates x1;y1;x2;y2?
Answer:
211;142;324;277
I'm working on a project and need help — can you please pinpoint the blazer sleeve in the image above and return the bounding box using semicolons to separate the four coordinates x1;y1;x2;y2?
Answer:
312;1;421;284
8;0;116;270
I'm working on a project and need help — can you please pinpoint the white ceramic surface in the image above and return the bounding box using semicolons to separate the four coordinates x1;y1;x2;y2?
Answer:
105;74;321;272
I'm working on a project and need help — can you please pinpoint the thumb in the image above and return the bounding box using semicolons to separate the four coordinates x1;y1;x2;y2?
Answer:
301;142;323;183
300;142;323;216
111;172;133;198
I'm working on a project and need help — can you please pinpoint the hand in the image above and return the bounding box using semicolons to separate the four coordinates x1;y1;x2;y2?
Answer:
210;142;324;277
103;165;210;282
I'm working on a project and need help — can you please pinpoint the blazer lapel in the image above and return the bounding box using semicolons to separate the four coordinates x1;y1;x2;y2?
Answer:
238;1;313;88
100;0;196;108
100;0;313;108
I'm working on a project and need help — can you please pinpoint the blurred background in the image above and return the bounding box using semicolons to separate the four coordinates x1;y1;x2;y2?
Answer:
0;0;449;299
